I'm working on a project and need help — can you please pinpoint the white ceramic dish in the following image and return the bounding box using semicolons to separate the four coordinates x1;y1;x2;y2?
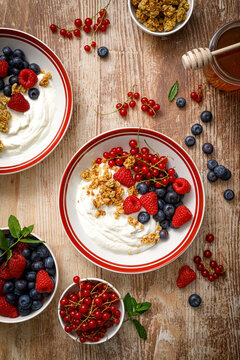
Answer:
128;0;194;37
0;228;59;323
58;277;124;344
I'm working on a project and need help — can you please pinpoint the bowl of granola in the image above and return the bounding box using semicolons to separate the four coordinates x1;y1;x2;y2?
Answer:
128;0;194;36
59;127;205;274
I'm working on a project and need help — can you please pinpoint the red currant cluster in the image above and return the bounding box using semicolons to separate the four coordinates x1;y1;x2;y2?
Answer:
49;1;111;51
115;91;160;118
60;277;121;343
193;234;226;282
96;139;175;187
190;84;203;103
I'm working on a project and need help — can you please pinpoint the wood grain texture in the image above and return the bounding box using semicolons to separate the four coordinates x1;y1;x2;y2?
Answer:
0;0;240;359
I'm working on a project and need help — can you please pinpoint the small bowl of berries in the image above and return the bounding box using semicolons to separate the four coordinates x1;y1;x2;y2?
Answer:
58;277;124;344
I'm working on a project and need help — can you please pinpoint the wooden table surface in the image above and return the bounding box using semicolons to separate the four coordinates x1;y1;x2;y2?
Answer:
0;0;239;359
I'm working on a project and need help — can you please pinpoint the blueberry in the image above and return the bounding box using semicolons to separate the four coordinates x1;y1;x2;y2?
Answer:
0;249;5;264
50;275;55;285
7;237;15;247
214;165;227;178
160;219;170;229
158;199;165;210
176;97;186;108
14;288;22;296
28;282;35;290
5;293;16;304
155;188;166;198
221;169;231;181
2;46;13;57
11;67;21;75
153;210;165;223
191;124;203;136
18;295;32;309
46;267;56;276
3;281;14;293
25;259;31;270
3;84;12;97
22;247;31;259
13;49;25;59
164;191;180;204
0;78;4;90
159;229;168;240
148;184;155;192
166;184;174;193
202;143;214;154
138;211;150;224
0;55;8;61
185;136;195;147
25;271;36;282
8;75;18;85
18;307;30;316
136;182;148;195
207;171;218;182
97;46;109;58
12;57;24;69
175;201;183;208
44;256;54;269
31;251;41;262
32;300;43;311
8;59;14;67
29;288;41;300
36;244;49;258
224;189;234;201
31;260;44;271
200;110;212;123
28;63;40;75
15;279;27;292
163;204;175;218
23;61;29;69
207;159;218;170
174;172;178;178
29;243;39;249
188;294;201;307
28;88;40;100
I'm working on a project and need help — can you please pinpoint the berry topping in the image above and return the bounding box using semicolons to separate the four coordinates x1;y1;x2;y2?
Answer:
177;265;196;288
137;211;150;224
28;88;40;100
140;192;158;215
8;254;26;279
36;270;54;293
136;182;148;195
0;59;8;77
113;167;135;188
188;294;201;307
0;296;18;318
8;93;30;112
123;196;141;215
173;178;191;194
159;229;168;240
171;205;192;228
18;69;38;88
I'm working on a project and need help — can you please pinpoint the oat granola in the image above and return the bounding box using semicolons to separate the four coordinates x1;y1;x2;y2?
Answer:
0;140;4;152
39;72;52;87
0;96;11;133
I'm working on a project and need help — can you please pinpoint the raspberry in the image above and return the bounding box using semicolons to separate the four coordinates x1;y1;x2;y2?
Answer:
12;242;29;255
0;278;6;295
113;167;135;188
173;178;191;194
36;270;54;293
140;192;158;215
172;205;192;228
8;93;30;112
0;60;8;77
18;69;38;88
123;196;141;215
9;254;26;279
0;296;18;318
0;261;12;280
177;265;196;288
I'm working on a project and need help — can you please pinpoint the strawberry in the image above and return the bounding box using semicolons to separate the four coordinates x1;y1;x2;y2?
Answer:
0;60;8;77
0;261;12;280
172;205;192;228
140;191;158;215
177;265;196;288
12;242;29;256
113;167;135;188
173;178;191;194
8;93;30;112
8;254;26;279
18;69;38;88
0;278;6;295
123;195;141;215
36;270;54;293
0;296;18;318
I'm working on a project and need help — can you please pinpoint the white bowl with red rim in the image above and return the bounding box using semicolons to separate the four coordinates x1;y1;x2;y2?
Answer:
0;28;73;174
59;127;205;274
58;277;124;344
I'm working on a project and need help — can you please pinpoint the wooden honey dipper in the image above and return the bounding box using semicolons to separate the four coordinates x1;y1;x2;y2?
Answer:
182;42;240;70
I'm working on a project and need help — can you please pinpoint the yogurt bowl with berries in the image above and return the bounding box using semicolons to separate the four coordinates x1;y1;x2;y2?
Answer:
59;128;205;274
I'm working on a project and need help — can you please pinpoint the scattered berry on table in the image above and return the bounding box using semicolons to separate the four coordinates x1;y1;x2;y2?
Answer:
50;24;57;32
191;124;202;136
97;47;109;58
28;88;40;100
193;256;201;264
75;18;82;27
207;171;218;182
204;250;212;258
223;189;234;201
138;211;150;224
206;234;214;243
84;45;91;52
202;142;214;154
207;159;218;170
177;265;196;288
188;294;201;307
221;169;232;181
213;165;227;178
200;110;212;123
176;97;186;108
185;136;195;147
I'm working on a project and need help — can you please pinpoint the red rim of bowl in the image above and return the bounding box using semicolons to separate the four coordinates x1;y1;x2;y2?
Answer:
0;28;73;174
59;127;205;274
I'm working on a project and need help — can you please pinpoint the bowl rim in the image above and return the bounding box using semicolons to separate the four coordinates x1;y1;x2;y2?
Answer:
128;0;195;36
59;127;205;274
0;228;59;323
0;27;73;175
58;277;125;344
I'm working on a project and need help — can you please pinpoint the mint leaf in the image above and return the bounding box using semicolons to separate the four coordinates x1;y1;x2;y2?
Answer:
19;238;45;244
123;293;134;316
136;302;152;314
21;225;34;238
131;319;147;340
2;249;12;269
131;297;137;309
168;81;178;102
8;215;21;238
0;230;9;251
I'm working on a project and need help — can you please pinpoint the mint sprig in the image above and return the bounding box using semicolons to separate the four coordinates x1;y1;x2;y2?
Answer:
123;293;151;340
168;81;179;102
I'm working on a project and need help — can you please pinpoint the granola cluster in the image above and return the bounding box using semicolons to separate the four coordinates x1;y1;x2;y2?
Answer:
11;83;27;95
131;0;189;32
0;140;4;152
124;155;135;169
39;71;52;87
0;96;11;134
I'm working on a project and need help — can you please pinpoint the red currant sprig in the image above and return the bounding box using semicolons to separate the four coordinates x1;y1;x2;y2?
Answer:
190;84;204;103
141;97;160;117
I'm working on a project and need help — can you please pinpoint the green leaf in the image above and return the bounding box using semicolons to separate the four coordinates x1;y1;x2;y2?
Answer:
19;238;45;244
131;319;147;340
136;302;152;314
168;81;178;102
131;297;137;309
21;224;34;238
123;293;134;316
0;230;9;251
8;215;21;239
2;249;12;270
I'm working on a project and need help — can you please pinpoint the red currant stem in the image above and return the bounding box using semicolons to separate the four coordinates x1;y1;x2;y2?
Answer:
143;102;156;117
132;155;169;175
91;0;112;20
144;139;160;157
136;175;169;186
202;258;215;274
90;282;108;294
137;127;142;155
90;8;107;43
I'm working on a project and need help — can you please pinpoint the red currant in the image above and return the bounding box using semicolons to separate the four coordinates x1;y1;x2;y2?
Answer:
162;178;169;186
208;274;215;282
116;146;123;154
141;105;148;112
142;165;149;174
141;147;149;154
89;319;97;329
67;32;73;39
75;18;82;27
60;310;65;318
103;151;109;159
94;310;102;319
84;45;91;52
50;24;57;32
151;156;159;164
127;92;133;98
85;18;92;26
129;139;137;148
73;276;80;283
130;148;139;155
135;174;142;182
129;100;136;108
105;19;110;26
110;305;117;312
60;297;69;306
96;158;102;164
218;265;224;272
100;9;107;17
84;297;92;305
80;337;86;343
133;92;140;99
123;103;129;109
116;103;122;109
83;289;90;297
193;256;201;264
141;97;148;104
151;168;159;177
114;310;121;317
60;29;67;37
97;17;103;24
168;168;175;175
100;24;107;32
120;109;127;117
94;297;103;306
80;304;88;313
213;273;219;279
91;41;96;48
63;315;70;323
190;92;197;100
148;109;154;116
108;159;115;167
148;99;155;107
83;25;91;33
115;158;123;166
204;250;212;258
169;175;175;182
198;84;202;89
206;234;214;243
155;182;162;188
114;318;120;324
93;335;100;342
153;104;160;111
201;269;209;277
65;325;72;333
102;312;111;321
109;149;117;157
197;263;204;271
73;29;81;37
210;260;217;268
195;96;202;103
